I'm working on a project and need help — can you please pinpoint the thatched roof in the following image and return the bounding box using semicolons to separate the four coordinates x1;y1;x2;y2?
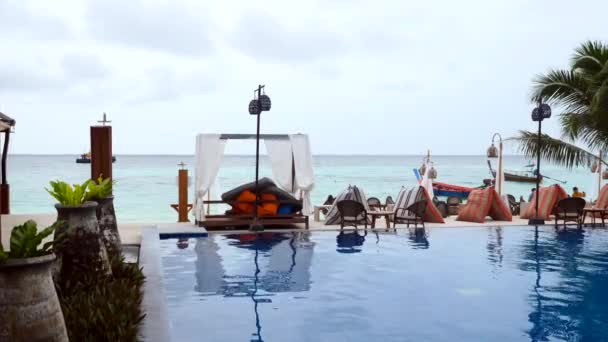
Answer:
0;112;15;132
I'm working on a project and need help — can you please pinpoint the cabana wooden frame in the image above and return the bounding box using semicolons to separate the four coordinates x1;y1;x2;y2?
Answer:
197;133;309;230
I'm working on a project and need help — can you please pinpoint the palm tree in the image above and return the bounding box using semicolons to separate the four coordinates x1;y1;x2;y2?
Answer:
516;40;608;169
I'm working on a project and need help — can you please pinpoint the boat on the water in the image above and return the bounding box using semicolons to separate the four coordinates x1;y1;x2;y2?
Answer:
432;181;475;198
413;168;478;199
76;152;117;164
487;160;540;183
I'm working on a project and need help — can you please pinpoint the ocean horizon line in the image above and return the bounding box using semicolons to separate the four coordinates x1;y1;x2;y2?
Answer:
8;153;527;157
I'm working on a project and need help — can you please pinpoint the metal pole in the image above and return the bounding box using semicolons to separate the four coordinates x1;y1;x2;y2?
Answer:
598;151;602;203
498;139;503;196
535;119;542;222
492;133;503;196
252;85;263;231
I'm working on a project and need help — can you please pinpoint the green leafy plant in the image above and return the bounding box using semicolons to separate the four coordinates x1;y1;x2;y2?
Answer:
0;220;59;262
85;176;113;201
57;256;145;341
46;179;92;205
0;242;6;264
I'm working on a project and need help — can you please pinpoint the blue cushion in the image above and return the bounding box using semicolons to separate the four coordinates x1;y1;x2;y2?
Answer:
278;204;295;214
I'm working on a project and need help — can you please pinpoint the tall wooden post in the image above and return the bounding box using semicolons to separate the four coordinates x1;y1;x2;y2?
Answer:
178;168;189;222
171;162;192;222
90;114;113;183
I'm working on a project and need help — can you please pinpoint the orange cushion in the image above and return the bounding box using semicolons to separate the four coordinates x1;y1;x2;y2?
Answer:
488;188;512;221
420;187;445;223
234;190;256;214
457;188;493;223
258;193;278;216
597;184;608;209
520;185;568;220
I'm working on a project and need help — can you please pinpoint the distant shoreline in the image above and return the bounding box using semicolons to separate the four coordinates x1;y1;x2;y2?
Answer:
8;154;526;157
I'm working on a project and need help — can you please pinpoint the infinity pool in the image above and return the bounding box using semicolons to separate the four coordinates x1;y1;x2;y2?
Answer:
160;227;608;342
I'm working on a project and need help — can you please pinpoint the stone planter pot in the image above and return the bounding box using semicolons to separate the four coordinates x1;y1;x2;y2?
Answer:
92;196;122;259
0;254;69;342
54;201;111;282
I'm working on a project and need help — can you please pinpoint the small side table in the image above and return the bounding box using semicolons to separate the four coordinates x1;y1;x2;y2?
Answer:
582;208;608;228
369;211;394;230
313;205;333;222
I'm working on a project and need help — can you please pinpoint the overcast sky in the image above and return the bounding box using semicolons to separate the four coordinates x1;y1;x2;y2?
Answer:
0;0;604;155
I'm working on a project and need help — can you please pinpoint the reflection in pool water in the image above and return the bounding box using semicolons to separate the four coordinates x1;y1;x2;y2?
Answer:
160;227;608;342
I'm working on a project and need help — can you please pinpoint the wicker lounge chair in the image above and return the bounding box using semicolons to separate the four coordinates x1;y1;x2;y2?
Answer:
337;200;368;230
507;194;520;215
446;196;461;216
393;200;427;229
367;197;382;211
320;195;335;215
385;196;394;206
554;197;586;229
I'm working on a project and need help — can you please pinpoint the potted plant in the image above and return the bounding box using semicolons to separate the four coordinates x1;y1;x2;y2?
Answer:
0;220;69;342
86;176;121;258
47;180;111;281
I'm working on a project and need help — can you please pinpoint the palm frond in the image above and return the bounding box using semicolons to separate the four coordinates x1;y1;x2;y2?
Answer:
591;81;608;115
572;40;608;68
572;55;603;76
512;130;598;169
530;69;593;112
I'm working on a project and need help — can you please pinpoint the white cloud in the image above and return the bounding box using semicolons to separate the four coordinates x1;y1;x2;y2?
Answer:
231;9;347;63
0;0;71;40
0;0;605;154
85;0;215;57
61;53;109;81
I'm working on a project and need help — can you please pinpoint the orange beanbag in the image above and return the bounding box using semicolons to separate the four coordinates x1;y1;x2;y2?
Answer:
258;193;278;216
457;188;493;223
596;184;608;208
488;190;512;221
520;184;568;220
234;190;256;214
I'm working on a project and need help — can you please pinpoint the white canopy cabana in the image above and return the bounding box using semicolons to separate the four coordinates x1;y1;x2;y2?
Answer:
194;133;315;221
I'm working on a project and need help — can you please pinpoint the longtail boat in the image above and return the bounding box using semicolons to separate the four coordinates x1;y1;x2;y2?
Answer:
413;168;477;198
432;181;475;198
487;160;540;183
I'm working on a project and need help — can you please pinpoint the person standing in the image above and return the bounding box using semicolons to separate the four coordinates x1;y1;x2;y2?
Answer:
528;188;536;202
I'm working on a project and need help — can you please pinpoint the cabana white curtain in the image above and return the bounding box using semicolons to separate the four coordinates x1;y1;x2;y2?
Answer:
194;133;315;220
291;134;315;215
194;134;226;221
264;139;294;193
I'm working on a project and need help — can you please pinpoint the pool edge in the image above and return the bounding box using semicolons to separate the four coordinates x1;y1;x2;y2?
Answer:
140;225;172;342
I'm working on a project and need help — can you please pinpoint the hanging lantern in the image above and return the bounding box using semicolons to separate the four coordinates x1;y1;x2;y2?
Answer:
248;99;261;115
259;94;271;111
419;163;426;176
603;170;608;180
428;166;437;179
487;143;498;158
591;161;599;173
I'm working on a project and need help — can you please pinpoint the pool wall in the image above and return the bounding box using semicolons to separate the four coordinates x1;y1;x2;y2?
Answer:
140;226;172;342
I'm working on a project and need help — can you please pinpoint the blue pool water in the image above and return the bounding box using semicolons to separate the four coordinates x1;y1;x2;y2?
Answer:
160;227;608;342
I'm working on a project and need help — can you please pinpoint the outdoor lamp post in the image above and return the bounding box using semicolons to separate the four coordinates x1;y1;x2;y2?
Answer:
248;85;271;231
487;133;503;196
528;101;551;225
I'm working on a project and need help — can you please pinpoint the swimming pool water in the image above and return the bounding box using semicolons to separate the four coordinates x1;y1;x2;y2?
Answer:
160;227;608;342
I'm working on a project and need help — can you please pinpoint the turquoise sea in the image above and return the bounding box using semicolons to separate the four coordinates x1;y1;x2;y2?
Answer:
9;155;597;223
